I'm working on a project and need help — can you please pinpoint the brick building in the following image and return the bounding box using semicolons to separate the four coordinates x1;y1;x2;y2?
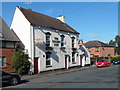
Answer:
0;17;21;72
84;40;114;65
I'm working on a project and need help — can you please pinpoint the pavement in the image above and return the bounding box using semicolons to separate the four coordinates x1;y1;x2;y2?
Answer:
21;65;96;81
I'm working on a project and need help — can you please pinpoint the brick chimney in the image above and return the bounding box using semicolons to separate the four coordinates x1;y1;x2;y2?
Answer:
56;15;65;23
28;8;32;11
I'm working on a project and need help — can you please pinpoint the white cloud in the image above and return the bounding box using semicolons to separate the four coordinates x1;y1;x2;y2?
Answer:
86;33;98;38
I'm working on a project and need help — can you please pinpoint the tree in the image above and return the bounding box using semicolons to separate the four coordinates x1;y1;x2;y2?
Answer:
109;40;116;47
12;49;30;75
109;35;120;55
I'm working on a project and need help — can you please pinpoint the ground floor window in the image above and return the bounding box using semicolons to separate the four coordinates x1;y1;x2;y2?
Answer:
72;52;76;63
46;52;52;67
0;56;6;67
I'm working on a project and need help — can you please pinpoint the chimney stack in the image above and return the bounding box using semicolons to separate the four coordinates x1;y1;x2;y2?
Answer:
28;8;32;11
56;15;65;23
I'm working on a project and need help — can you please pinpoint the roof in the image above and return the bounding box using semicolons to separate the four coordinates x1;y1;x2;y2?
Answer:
0;16;20;42
84;40;114;47
18;6;79;34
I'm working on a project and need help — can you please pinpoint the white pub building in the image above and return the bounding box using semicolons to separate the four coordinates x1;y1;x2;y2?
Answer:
11;6;90;74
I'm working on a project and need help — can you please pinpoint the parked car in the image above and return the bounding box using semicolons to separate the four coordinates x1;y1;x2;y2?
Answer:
0;70;21;86
96;59;111;67
113;58;120;65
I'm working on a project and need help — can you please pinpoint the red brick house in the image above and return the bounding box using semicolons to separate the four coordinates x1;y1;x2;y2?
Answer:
84;40;114;64
0;17;21;72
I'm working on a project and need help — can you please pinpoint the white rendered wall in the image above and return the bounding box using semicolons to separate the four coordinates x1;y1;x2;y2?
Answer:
81;45;91;66
34;26;81;72
10;7;34;71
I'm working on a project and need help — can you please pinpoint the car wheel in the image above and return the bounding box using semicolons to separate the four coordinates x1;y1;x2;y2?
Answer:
10;77;19;86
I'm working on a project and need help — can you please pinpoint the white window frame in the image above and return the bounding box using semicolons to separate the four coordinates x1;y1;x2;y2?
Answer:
61;35;65;47
46;53;52;67
46;32;51;47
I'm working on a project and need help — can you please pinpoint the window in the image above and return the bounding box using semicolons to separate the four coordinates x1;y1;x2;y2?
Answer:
0;33;3;38
1;41;6;48
46;52;52;67
6;42;15;48
71;37;75;48
72;52;76;63
69;56;71;62
0;56;6;67
0;41;15;48
95;48;99;52
88;48;92;52
45;32;51;47
54;37;59;46
60;35;65;47
54;37;58;40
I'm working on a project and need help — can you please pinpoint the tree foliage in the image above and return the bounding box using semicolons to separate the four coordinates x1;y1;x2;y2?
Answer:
12;49;30;75
109;35;120;55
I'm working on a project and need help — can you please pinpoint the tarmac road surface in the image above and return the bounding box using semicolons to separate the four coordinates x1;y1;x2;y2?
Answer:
2;64;120;88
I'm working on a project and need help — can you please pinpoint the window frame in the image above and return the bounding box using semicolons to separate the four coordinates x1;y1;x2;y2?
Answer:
60;35;65;47
0;56;6;67
72;52;76;64
95;48;99;52
46;52;52;67
45;32;51;47
71;37;75;48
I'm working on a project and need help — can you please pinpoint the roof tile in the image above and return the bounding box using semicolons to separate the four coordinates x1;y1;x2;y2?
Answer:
84;40;114;47
19;7;79;34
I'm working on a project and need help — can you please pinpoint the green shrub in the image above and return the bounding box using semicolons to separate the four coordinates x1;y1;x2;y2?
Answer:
110;55;120;62
17;67;24;75
12;49;30;75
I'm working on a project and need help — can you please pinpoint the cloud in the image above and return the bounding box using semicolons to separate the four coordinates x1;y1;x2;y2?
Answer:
86;33;98;38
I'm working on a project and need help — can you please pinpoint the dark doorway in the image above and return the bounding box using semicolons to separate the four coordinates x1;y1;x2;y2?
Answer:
34;57;39;74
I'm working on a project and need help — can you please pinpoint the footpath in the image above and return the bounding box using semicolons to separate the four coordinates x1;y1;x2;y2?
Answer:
21;65;96;81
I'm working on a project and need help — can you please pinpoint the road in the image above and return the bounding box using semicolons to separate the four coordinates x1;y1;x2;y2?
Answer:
3;64;120;88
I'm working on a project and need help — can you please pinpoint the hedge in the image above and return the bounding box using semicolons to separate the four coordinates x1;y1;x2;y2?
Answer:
110;55;120;62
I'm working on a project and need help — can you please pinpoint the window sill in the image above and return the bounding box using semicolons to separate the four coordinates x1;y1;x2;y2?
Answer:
0;66;7;68
72;62;76;64
46;65;52;68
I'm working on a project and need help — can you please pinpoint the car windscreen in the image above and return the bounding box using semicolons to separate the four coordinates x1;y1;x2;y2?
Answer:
98;60;105;62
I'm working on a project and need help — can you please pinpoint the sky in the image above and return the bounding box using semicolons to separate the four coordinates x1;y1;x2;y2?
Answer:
1;2;118;43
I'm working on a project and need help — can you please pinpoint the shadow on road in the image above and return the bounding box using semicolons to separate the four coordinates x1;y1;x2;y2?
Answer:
1;80;29;88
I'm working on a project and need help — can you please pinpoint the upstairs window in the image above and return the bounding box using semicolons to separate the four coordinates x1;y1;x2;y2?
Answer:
0;41;6;48
71;36;75;48
54;37;59;46
95;48;99;52
0;33;3;38
60;35;65;47
88;48;92;52
45;32;51;47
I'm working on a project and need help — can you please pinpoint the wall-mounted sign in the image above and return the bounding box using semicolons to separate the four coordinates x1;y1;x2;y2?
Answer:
52;37;60;46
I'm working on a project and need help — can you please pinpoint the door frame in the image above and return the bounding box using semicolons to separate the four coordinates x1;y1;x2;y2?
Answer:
65;55;69;69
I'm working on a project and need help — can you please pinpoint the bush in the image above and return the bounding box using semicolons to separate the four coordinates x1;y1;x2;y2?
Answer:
110;55;120;62
12;49;30;75
17;67;24;75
